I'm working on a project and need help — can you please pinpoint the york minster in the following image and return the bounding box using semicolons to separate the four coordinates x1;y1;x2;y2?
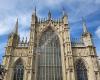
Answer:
2;8;100;80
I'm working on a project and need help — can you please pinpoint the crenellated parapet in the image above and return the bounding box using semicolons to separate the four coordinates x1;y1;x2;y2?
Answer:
71;37;85;47
38;17;63;24
18;37;29;47
37;18;64;33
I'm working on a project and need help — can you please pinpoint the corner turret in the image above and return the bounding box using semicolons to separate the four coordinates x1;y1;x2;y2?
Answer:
31;7;38;25
82;18;93;46
62;8;68;25
7;18;20;47
48;10;51;20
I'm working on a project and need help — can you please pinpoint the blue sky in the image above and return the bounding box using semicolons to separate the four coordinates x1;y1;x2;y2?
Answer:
0;0;100;63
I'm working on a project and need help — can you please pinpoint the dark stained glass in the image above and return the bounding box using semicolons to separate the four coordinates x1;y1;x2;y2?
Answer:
13;60;24;80
76;59;88;80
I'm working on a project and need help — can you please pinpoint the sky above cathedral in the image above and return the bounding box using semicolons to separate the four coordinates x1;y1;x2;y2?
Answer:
0;0;100;63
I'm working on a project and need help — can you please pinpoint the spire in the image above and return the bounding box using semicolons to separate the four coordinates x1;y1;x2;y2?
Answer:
35;6;36;15
48;10;51;20
62;7;68;25
14;18;18;35
32;6;37;16
82;18;88;33
31;6;38;24
62;7;65;16
82;18;93;46
62;7;67;17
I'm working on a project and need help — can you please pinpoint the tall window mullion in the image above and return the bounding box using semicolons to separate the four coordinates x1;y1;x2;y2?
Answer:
76;60;88;80
13;61;24;80
37;28;63;80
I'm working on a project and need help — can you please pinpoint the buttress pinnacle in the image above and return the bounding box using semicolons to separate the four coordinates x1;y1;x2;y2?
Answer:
14;18;18;35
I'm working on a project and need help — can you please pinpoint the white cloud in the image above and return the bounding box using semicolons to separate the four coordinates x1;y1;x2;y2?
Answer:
19;30;30;41
0;0;99;23
33;0;100;23
0;42;6;63
95;26;100;39
0;12;31;36
0;0;99;37
0;16;16;36
39;0;63;7
19;13;31;27
95;0;100;4
0;42;6;54
0;23;9;36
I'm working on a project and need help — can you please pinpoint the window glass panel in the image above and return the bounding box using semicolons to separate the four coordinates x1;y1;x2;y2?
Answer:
76;60;88;80
37;27;63;80
13;60;24;80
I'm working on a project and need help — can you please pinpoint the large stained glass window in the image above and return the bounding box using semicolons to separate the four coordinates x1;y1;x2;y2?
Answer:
13;59;24;80
76;59;88;80
37;27;63;80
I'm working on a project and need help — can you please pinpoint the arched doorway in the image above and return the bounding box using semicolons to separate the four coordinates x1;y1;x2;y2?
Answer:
37;27;63;80
76;59;88;80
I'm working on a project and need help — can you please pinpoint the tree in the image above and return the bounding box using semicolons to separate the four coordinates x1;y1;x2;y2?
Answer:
0;65;6;80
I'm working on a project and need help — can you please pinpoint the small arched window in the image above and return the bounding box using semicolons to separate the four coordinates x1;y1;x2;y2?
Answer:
76;59;88;80
13;59;24;80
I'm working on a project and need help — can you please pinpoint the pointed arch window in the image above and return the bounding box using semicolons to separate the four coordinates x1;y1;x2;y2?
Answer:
13;59;24;80
37;27;63;80
76;59;88;80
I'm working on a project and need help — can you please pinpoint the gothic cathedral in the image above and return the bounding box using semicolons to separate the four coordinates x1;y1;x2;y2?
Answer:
2;9;100;80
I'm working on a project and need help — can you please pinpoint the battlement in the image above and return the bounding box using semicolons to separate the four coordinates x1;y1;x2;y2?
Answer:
71;38;85;47
37;18;63;24
18;37;29;47
31;9;68;25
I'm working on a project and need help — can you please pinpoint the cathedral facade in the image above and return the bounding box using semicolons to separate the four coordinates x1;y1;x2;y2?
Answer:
2;10;100;80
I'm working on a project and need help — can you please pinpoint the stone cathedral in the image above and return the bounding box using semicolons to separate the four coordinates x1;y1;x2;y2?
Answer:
2;9;100;80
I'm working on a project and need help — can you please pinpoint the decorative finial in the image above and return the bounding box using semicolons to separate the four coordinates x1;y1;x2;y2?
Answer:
35;6;36;15
62;7;68;25
82;17;88;33
48;10;51;20
22;37;24;43
62;7;67;16
32;6;37;16
14;18;18;35
25;37;27;43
